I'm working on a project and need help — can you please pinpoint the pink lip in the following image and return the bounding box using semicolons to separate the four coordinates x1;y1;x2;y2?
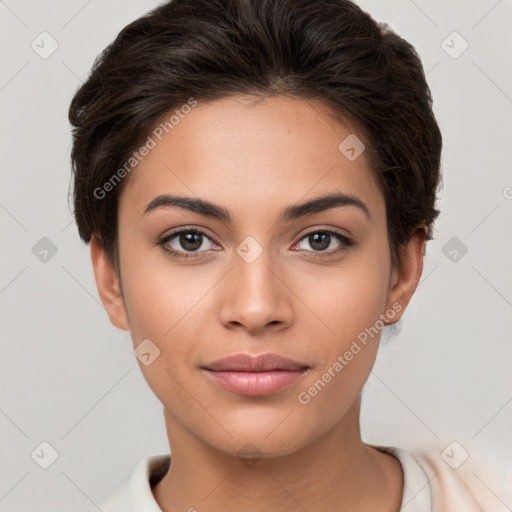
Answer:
201;353;309;396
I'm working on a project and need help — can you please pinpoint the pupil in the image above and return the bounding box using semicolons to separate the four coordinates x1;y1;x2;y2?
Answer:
180;232;202;251
310;232;330;251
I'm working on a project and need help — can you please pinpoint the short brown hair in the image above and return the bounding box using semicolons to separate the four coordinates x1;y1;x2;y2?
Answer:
68;0;442;268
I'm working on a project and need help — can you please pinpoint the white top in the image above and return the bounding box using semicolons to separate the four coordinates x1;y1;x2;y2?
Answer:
99;445;507;511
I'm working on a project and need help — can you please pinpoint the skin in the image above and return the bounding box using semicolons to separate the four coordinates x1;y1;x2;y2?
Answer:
91;95;426;511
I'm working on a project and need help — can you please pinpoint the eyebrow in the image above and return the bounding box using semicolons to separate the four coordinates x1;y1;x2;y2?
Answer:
143;191;371;223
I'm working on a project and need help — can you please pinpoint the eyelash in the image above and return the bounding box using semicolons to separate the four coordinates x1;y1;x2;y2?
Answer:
157;227;354;261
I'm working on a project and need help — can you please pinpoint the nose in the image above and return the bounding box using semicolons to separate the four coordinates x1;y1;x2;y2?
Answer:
218;246;294;336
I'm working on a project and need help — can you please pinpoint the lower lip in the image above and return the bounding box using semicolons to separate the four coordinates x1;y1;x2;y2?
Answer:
203;369;307;396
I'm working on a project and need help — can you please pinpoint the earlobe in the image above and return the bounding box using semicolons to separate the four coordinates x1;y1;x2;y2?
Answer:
90;235;130;331
384;227;427;325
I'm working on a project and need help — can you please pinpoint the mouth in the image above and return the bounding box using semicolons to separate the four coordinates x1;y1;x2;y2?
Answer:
201;353;310;397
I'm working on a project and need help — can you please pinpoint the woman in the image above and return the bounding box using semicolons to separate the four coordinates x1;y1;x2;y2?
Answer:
68;0;501;509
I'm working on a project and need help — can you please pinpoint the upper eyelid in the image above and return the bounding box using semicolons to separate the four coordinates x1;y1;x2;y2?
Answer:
162;227;219;245
295;230;353;249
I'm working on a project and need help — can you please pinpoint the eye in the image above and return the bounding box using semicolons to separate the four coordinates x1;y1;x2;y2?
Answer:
157;227;353;261
158;228;219;259
293;230;353;257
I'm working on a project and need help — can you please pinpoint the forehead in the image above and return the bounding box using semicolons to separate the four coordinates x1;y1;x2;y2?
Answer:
120;95;384;220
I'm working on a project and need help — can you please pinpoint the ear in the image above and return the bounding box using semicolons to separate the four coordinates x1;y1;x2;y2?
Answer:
384;226;427;325
90;235;130;331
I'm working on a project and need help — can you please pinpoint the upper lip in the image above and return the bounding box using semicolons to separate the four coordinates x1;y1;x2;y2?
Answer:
202;353;309;372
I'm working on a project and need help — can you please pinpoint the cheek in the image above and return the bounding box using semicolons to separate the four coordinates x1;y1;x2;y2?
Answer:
293;277;388;438
119;255;209;411
297;250;391;345
119;248;221;395
119;238;211;340
292;246;391;396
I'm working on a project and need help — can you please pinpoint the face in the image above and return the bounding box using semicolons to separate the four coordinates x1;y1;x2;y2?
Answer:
92;95;424;458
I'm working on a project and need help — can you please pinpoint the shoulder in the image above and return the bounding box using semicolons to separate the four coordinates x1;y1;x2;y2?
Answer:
99;454;171;512
383;444;510;512
99;480;132;512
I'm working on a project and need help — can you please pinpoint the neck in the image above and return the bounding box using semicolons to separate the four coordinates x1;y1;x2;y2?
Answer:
152;396;403;512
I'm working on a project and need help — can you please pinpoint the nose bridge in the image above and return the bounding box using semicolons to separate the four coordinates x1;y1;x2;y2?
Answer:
234;236;279;304
218;235;292;331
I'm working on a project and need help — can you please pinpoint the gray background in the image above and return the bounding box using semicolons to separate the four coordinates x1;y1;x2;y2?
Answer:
1;0;511;510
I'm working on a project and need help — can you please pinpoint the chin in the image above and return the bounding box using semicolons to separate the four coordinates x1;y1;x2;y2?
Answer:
215;435;308;462
202;413;316;460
